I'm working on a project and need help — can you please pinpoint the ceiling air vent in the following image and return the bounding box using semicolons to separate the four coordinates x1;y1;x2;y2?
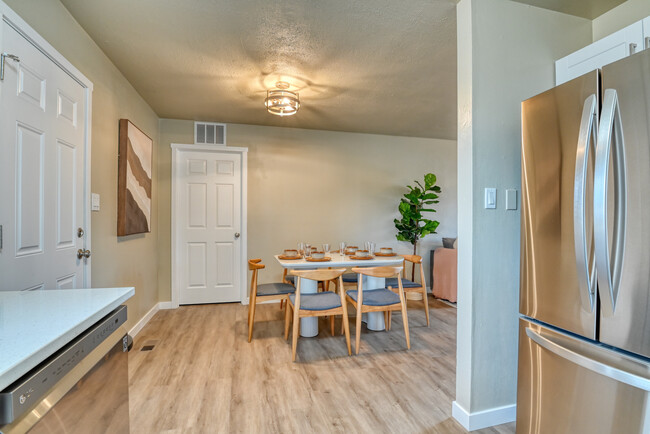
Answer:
194;121;226;145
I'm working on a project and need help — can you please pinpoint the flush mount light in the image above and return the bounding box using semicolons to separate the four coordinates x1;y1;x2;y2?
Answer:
265;81;300;116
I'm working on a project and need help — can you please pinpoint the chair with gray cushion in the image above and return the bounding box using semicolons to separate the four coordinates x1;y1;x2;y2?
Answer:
347;266;410;355
385;255;430;326
284;268;351;361
248;259;295;342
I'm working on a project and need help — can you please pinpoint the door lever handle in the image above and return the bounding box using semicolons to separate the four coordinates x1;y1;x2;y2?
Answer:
0;53;19;81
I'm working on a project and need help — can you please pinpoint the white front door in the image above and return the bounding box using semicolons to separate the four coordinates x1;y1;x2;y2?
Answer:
0;17;89;290
175;148;243;304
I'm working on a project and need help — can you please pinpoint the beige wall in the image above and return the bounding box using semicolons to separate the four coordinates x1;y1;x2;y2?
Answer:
593;0;650;41
158;119;457;299
6;0;161;331
455;0;592;420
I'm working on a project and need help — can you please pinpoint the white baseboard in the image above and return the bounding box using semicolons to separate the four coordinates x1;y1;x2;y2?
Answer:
452;401;516;431
129;301;177;337
158;301;174;310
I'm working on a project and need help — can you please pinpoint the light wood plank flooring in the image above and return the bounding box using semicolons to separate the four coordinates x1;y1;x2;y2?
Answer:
129;298;515;433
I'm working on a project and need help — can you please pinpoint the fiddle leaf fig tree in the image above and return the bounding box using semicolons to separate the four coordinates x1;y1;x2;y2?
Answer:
394;173;441;262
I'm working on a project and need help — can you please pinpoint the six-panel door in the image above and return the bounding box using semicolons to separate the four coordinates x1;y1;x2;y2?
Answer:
177;150;242;304
0;20;87;290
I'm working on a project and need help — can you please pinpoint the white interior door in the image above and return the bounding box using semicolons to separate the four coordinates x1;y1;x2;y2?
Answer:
0;17;89;290
175;148;243;304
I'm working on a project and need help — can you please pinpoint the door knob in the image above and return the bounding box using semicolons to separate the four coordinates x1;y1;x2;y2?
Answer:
234;232;240;238
77;249;91;259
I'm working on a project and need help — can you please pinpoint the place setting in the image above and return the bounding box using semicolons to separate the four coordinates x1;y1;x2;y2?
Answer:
278;249;303;260
374;247;397;257
279;243;333;262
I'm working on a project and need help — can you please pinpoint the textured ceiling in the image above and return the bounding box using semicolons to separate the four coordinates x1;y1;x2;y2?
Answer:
60;0;458;139
60;0;625;140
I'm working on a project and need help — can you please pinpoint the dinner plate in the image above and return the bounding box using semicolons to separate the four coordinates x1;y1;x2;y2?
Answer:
349;255;373;260
374;252;397;257
278;254;303;260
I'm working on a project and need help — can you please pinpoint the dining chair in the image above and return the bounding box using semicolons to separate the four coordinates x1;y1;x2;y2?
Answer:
284;268;351;361
248;259;295;342
347;266;410;354
385;255;430;326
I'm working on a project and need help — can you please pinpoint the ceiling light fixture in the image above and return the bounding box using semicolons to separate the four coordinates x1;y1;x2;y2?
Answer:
265;81;300;116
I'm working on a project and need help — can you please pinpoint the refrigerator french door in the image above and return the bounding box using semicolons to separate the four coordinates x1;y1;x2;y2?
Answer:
518;48;650;433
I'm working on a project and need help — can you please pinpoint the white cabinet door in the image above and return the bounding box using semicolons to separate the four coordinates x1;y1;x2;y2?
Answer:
643;17;650;51
555;21;644;85
0;19;88;291
175;149;243;304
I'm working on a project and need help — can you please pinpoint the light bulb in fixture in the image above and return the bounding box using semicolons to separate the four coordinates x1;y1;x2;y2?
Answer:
265;81;300;116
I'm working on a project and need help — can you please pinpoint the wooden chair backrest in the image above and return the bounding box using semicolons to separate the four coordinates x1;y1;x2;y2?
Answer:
400;254;425;285
289;268;346;282
401;254;422;264
351;266;403;279
248;258;265;270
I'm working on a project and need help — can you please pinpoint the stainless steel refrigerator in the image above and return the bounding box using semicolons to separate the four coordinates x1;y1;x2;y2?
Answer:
518;48;650;433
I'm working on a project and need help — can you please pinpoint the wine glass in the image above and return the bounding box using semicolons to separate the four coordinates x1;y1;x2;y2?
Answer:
323;243;330;254
304;243;312;258
297;242;304;256
339;242;346;256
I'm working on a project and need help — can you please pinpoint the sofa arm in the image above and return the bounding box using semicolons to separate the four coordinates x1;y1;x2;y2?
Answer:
432;247;457;303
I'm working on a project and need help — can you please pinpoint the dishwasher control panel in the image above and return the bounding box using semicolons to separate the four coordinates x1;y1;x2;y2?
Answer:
0;305;127;425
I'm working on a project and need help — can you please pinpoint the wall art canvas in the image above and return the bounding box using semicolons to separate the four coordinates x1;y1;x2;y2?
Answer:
118;119;152;236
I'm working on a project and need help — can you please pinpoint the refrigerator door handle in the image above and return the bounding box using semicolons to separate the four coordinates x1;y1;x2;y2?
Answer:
594;89;627;316
526;327;650;391
574;94;598;312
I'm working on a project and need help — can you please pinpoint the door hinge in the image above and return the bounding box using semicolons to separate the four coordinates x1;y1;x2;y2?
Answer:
0;224;3;250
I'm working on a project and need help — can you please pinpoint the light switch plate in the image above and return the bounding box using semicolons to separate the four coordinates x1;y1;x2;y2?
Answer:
91;193;100;211
506;189;517;210
485;188;496;209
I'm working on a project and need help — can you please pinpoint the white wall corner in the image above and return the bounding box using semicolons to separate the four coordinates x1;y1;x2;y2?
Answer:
158;301;175;310
452;401;516;432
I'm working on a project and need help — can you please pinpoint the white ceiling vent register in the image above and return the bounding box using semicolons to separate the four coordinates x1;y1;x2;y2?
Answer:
194;121;226;145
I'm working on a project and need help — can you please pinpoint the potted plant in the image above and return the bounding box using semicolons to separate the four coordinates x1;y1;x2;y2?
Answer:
394;173;441;279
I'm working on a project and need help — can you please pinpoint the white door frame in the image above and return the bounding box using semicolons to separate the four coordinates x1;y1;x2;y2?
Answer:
171;143;248;308
0;1;94;286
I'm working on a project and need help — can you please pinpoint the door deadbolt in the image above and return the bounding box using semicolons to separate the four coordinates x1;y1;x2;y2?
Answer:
77;249;91;259
77;228;85;238
234;232;240;238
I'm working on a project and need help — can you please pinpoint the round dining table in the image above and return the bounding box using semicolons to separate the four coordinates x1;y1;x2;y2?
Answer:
275;252;404;337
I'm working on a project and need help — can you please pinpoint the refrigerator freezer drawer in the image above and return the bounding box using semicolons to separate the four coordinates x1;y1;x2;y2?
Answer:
517;318;650;434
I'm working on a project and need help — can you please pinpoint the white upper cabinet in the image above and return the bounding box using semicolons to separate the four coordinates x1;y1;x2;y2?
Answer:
644;17;650;50
555;20;644;85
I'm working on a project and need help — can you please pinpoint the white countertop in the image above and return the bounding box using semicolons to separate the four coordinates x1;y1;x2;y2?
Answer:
0;287;134;390
275;252;405;268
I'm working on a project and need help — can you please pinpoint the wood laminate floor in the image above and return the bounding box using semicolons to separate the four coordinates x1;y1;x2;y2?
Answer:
128;298;516;433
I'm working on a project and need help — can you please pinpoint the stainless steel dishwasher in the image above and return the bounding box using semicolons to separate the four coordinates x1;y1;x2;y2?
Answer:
0;306;130;433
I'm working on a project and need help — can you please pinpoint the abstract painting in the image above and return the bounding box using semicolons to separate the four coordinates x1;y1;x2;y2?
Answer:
118;119;152;236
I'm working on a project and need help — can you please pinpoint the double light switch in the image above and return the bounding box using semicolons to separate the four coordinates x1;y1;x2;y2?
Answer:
484;188;517;210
